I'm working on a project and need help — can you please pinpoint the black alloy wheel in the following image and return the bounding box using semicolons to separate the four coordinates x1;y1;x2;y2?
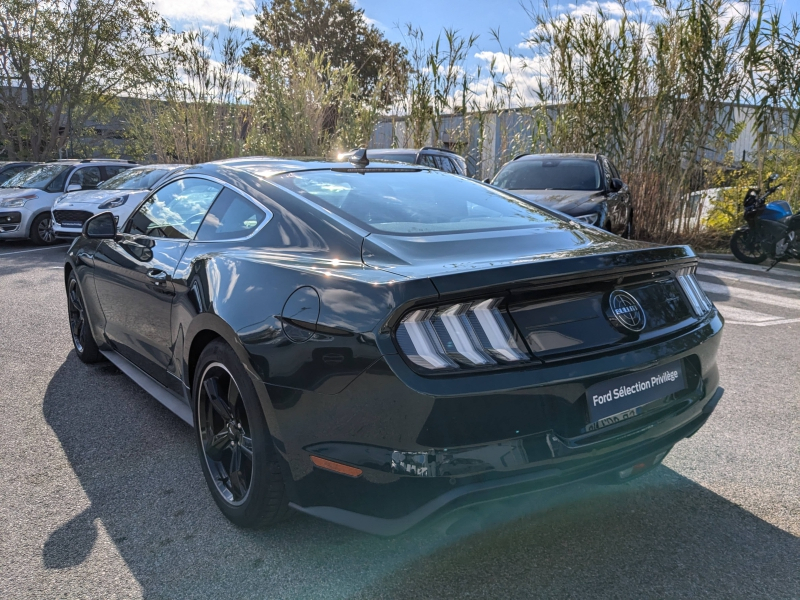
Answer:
198;363;254;505
730;228;768;264
193;340;291;528
67;273;101;363
31;213;58;245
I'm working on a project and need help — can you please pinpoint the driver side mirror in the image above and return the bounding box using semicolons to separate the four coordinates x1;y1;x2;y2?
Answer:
610;178;625;192
82;211;116;239
66;184;82;192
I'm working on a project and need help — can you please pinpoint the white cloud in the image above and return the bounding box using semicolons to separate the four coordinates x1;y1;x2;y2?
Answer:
470;51;549;107
151;0;258;29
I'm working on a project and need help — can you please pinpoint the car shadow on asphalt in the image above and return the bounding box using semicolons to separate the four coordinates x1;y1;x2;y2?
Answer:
42;354;800;599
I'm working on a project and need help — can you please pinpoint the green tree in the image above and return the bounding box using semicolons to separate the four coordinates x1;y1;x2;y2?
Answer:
244;0;409;107
0;0;165;160
123;27;253;164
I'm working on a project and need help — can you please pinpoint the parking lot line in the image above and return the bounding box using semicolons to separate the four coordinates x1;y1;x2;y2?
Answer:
700;259;800;275
697;267;800;292
0;245;67;256
699;281;800;311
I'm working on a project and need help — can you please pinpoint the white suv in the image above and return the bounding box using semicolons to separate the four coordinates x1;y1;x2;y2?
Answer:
0;159;136;244
51;164;188;239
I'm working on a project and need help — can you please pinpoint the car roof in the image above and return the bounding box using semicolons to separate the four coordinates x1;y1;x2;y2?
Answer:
206;156;422;179
45;159;138;166
367;147;463;157
514;153;600;161
128;163;189;170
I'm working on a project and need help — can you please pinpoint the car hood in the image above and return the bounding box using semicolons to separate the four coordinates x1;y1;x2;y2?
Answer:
361;220;681;292
509;189;605;214
55;188;145;205
0;188;45;199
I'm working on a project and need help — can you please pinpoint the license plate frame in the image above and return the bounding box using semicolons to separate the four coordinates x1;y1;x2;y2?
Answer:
585;360;687;430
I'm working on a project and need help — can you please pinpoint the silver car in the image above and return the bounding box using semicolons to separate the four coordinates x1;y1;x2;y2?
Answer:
51;164;188;239
0;159;136;244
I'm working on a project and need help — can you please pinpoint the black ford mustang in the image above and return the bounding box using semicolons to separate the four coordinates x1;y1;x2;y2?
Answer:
64;156;723;535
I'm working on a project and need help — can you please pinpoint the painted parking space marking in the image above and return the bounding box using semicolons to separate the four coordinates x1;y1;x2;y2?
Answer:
701;259;800;277
699;260;800;326
699;281;800;311
697;267;800;293
0;245;67;257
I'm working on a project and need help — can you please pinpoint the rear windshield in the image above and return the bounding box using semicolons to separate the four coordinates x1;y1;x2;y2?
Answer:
271;170;557;235
101;167;173;190
493;159;602;191
1;163;72;190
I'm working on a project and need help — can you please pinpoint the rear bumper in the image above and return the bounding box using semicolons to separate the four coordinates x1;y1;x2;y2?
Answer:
290;386;723;536
263;310;723;534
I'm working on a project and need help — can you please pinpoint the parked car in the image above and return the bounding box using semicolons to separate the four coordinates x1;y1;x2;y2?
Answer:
64;156;722;534
0;161;39;185
491;153;633;237
348;147;470;176
52;164;188;239
0;159;137;244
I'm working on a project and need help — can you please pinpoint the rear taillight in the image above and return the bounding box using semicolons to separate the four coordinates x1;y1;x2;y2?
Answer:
676;267;712;316
396;298;529;371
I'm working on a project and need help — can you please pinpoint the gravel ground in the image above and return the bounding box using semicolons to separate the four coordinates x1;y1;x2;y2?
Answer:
0;240;797;599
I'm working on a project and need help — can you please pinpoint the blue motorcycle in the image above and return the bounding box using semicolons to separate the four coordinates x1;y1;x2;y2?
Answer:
729;174;798;267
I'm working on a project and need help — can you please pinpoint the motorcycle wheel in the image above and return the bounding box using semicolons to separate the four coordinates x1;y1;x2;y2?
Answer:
730;228;768;264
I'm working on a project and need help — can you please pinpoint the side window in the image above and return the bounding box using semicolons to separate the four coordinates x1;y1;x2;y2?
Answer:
69;167;102;189
103;166;128;180
609;161;621;180
127;178;222;240
434;156;457;173
418;154;438;169
195;188;268;241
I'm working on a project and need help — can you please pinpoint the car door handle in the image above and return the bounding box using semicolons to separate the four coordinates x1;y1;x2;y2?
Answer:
146;269;168;282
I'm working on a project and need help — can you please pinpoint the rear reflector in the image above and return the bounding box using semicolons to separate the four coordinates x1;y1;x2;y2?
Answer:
310;455;363;477
396;297;529;370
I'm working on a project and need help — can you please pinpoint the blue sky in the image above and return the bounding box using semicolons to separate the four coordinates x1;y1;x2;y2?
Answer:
154;0;800;74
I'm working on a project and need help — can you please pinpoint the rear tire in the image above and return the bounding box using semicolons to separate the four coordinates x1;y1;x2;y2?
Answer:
193;339;291;528
730;228;768;264
67;272;102;364
30;213;58;245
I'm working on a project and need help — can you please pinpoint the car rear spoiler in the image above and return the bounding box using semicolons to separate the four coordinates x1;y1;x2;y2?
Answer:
428;245;698;298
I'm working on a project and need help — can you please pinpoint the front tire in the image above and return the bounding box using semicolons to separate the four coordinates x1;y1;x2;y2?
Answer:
193;340;291;528
67;272;102;363
30;213;58;245
730;228;768;264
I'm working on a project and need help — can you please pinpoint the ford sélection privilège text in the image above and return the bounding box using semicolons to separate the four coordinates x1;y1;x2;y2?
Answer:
63;152;724;535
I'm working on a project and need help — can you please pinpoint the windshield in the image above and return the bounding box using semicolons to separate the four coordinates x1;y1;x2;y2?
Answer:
1;164;72;190
493;159;602;191
271;169;557;235
101;167;172;191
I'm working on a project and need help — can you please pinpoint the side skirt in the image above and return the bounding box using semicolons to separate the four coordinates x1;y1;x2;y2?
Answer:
100;349;194;426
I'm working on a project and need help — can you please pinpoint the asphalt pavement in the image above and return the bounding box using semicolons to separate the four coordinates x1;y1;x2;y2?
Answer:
0;240;798;599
